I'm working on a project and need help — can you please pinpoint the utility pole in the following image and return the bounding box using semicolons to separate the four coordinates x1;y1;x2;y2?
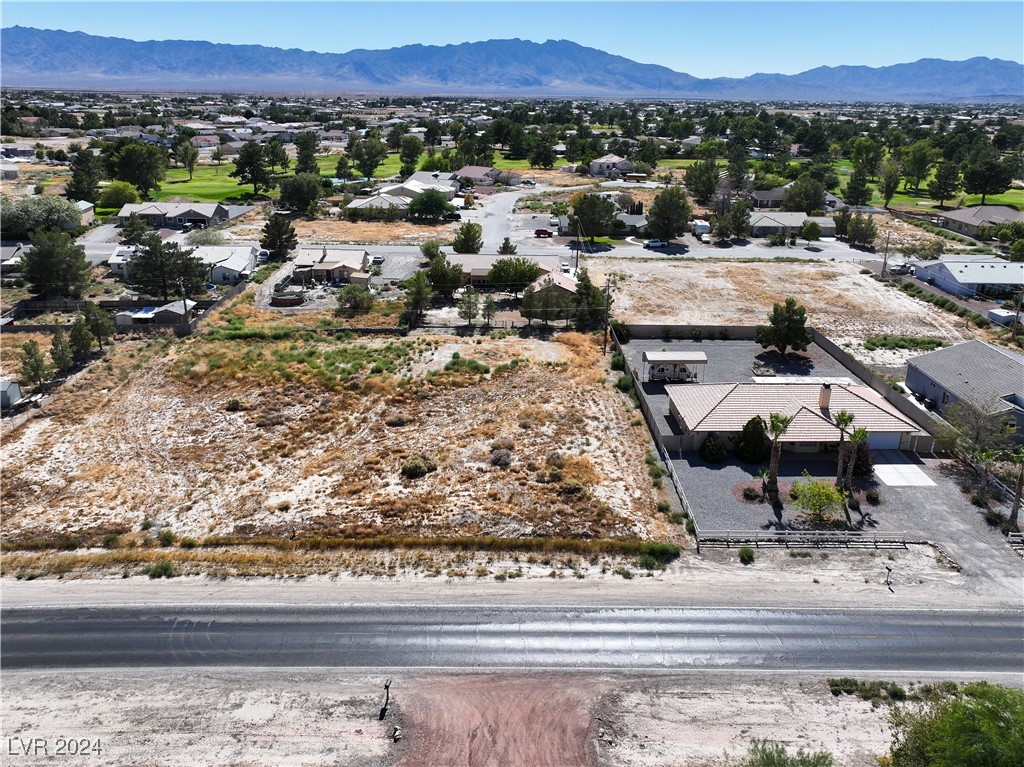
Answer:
178;279;189;325
602;276;612;355
880;231;892;276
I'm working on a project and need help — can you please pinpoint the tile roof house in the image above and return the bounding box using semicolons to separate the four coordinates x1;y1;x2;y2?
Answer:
589;154;633;178
934;206;1024;239
905;340;1023;438
913;258;1024;298
749;212;836;238
292;246;370;285
666;381;919;452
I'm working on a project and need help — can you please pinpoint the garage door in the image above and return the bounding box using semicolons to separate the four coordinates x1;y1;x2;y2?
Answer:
873;449;935;487
867;432;901;450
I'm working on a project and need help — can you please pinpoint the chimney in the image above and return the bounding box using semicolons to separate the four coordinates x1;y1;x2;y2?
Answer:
818;383;832;410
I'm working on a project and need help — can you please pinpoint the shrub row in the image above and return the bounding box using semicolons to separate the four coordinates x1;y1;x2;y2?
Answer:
898;281;991;328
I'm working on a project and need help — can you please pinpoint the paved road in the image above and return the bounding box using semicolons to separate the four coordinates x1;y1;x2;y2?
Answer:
4;606;1020;672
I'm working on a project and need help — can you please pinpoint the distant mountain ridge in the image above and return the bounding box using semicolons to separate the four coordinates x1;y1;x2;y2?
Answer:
2;26;1022;102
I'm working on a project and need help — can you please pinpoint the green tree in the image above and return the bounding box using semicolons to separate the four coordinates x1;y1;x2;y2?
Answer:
420;239;443;262
408;188;453;220
800;220;822;244
497;237;517;255
842;428;870;490
65;148;104;203
334;154;352;180
426;256;465;299
902;140;935;192
519;284;538;325
260;215;298;262
174;140;199;180
487;257;541;297
337;284;374;314
793;474;847;525
879;157;903;208
647;186;692;241
457;286;480;326
69;316;94;360
755;297;812;360
399;134;423;178
108;141;167;198
451;222;483;254
889;682;1024;767
849;136;882;177
843;168;872;207
0;196;82;240
99;180;140;209
18;340;51;388
933;398;1012;459
265;138;289;174
962;145;1016;205
928;160;962;207
847;213;878;247
49;327;74;375
735;415;771;463
833;207;852;239
82;302;115;351
129;234;206;301
230;141;273;195
482;295;497;326
278;172;322;213
765;412;795;492
293;132;320;176
119;212;151;246
23;229;90;298
210;146;226;166
685;157;719;203
571;193;616;240
573;267;608;329
348;134;389;179
529;131;557;169
402;270;433;326
1005;448;1024;530
782;174;826;213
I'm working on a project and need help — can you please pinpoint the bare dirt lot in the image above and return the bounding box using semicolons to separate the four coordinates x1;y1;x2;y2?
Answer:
231;217;463;246
595;258;976;367
1;300;663;548
2;669;912;767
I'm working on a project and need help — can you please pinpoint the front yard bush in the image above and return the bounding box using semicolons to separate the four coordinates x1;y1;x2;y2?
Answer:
738;546;755;565
735;415;772;463
698;433;728;463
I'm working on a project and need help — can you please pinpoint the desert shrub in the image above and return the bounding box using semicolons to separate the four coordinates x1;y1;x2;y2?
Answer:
610;352;625;371
179;537;198;549
739;546;755;565
401;454;437;479
225;397;245;412
385;414;412;427
847;496;861;511
735;415;772;463
636;553;666;571
699;433;728;463
546;450;564;467
615;374;634;392
656;501;670;513
865;488;881;505
613;566;634;579
141;518;154;531
443;353;490;375
743;486;761;501
491;448;512;467
610;320;630;342
102;533;121;549
144;560;175;579
157;528;176;547
668;512;685;524
490;437;515;451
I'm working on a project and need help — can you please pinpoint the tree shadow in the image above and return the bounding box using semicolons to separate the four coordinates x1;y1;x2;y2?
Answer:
754;349;815;375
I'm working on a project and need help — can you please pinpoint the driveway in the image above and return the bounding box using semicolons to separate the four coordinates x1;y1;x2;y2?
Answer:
874;449;935;487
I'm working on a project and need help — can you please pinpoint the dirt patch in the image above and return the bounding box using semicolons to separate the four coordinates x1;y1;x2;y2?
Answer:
292;218;462;245
598;258;976;347
399;674;596;767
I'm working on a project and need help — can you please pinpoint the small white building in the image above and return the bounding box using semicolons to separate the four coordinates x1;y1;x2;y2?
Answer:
1;381;23;409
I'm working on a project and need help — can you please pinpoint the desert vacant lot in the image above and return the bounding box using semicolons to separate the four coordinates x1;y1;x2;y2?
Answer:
595;258;976;347
1;295;665;551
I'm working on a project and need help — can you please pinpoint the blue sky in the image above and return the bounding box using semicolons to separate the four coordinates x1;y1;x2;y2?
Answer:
3;1;1022;78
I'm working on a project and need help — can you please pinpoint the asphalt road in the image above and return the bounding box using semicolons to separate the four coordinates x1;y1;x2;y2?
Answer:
3;606;1021;673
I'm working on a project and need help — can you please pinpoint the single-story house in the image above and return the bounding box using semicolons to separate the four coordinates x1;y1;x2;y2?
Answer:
448;253;562;288
749;212;836;238
615;213;649;236
1;143;36;158
115;300;199;327
1;163;19;180
346;194;413;215
666;381;920;453
191;245;260;284
378;178;457;201
118;203;232;229
529;272;578;297
751;183;844;211
934;206;1024;240
293;246;371;285
913;258;1024;298
190;135;222;149
1;243;29;274
1;381;23;409
455;166;500;186
589;154;633;179
905;340;1023;438
73;200;95;226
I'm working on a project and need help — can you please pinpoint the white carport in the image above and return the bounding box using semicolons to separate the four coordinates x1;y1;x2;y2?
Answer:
642;351;708;383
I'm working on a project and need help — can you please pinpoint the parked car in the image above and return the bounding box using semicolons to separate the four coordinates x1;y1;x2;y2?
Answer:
370;255;385;265
700;233;712;244
521;179;536;186
534;229;554;238
644;238;669;249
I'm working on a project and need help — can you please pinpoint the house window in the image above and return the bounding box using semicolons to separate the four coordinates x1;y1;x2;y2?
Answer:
941;392;950;404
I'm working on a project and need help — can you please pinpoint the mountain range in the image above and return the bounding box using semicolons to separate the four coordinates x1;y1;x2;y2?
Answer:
2;26;1022;102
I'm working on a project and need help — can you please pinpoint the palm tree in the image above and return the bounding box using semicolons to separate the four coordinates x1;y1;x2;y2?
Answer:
1006;448;1024;531
766;412;795;492
973;448;1001;499
833;410;855;488
843;428;870;491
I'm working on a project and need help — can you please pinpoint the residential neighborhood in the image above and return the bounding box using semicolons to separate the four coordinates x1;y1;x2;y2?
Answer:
1;20;1023;767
